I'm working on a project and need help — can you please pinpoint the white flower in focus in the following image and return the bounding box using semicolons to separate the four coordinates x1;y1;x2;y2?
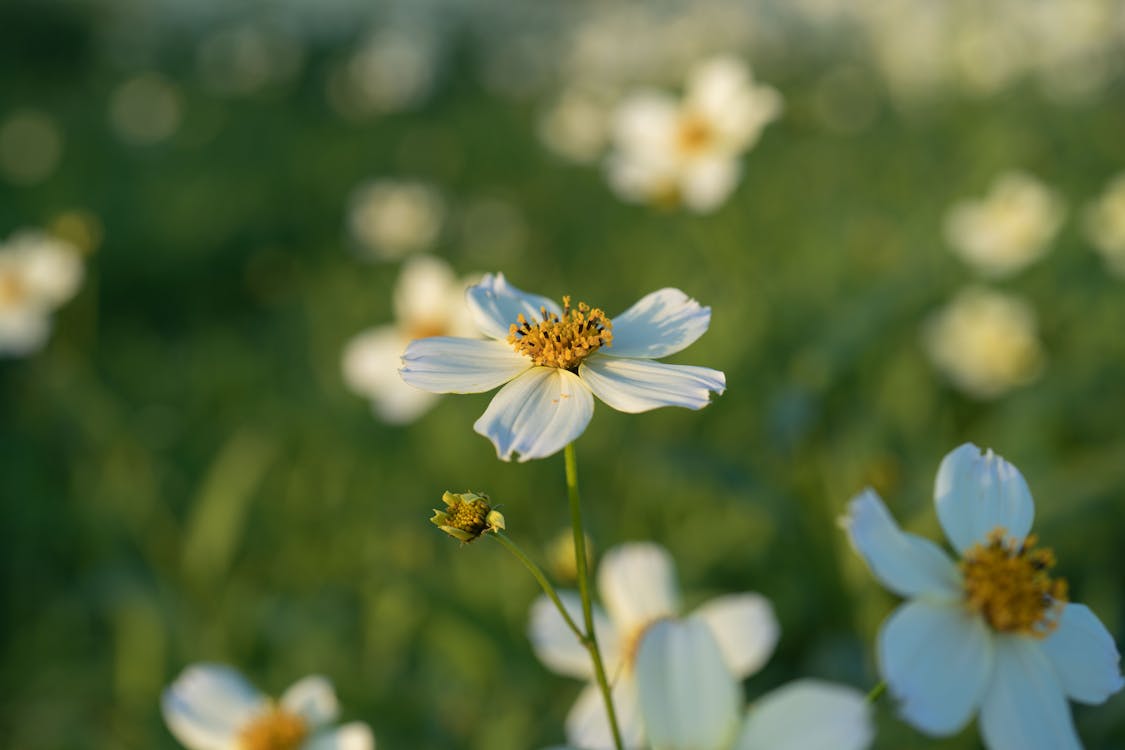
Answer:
162;663;375;750
633;618;873;750
842;443;1124;750
347;180;444;261
342;256;479;424
400;273;726;462
944;171;1065;278
922;287;1044;399
528;542;779;749
1083;173;1125;277
606;56;782;212
0;230;83;356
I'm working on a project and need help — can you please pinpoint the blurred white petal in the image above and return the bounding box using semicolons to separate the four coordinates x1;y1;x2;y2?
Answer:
280;675;338;728
1041;604;1124;704
161;664;266;750
980;636;1081;750
735;680;873;750
878;600;993;736
693;593;780;679
392;254;459;327
580;356;725;413
473;367;593;462
305;721;376;750
529;592;618;680
841;489;961;598
0;309;50;356
566;678;645;750
597;543;681;635
934;442;1035;554
400;337;530;394
607;288;711;359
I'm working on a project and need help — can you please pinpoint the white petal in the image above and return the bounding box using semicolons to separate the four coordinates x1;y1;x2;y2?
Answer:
305;722;376;750
400;337;530;394
635;618;740;750
841;489;961;598
877;600;993;736
473;367;594;462
0;309;50;356
597;543;681;635
280;675;338;727
735;680;873;750
606;288;712;359
392;254;457;325
692;593;779;679
161;664;266;750
1041;603;1124;705
980;636;1081;750
12;231;84;306
611;92;680;156
566;678;645;750
680;158;741;214
579;357;725;413
465;272;562;341
529;592;619;680
342;327;439;423
934;442;1035;554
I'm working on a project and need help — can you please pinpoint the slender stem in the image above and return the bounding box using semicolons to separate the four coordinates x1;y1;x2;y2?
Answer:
565;443;625;750
491;530;584;641
866;680;886;704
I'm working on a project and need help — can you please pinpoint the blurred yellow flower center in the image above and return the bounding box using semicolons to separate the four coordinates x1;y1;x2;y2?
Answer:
507;296;612;371
238;706;307;750
407;320;448;340
0;271;27;308
676;115;715;155
961;529;1067;637
620;617;668;673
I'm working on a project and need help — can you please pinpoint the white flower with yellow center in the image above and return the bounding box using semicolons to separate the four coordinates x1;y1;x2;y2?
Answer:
944;171;1066;278
0;229;83;356
162;664;375;750
529;543;779;749
346;179;444;261
606;56;782;213
922;286;1044;399
1083;173;1125;277
399;273;725;462
342;256;479;424
842;443;1124;750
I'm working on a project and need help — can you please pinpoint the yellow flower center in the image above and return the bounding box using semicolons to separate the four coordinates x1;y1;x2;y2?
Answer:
676;114;715;156
507;296;612;371
406;320;448;341
0;271;27;309
960;529;1067;637
619;617;668;674
238;707;308;750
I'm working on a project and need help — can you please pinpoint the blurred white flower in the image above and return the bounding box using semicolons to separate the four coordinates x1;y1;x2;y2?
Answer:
162;663;375;750
922;287;1044;399
327;28;438;119
842;443;1124;750
1083;173;1125;277
342;256;479;424
0;230;84;357
539;86;616;164
108;73;184;146
606;56;781;212
400;274;725;462
347;180;444;261
528;542;779;749
944;171;1065;278
632;618;873;750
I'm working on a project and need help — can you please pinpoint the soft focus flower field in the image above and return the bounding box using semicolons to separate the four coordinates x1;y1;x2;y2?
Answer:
2;2;1125;748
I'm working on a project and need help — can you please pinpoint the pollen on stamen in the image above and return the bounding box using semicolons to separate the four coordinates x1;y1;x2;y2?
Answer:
960;528;1068;638
507;295;612;370
238;706;308;750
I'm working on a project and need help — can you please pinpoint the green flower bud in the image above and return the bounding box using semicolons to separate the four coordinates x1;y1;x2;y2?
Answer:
431;491;506;543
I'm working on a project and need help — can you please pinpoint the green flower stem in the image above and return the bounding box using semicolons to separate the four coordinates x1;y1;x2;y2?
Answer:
565;442;625;750
491;530;583;642
866;680;887;704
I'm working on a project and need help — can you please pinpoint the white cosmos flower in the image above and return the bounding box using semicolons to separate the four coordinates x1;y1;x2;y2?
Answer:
944;171;1065;278
342;256;479;424
347;179;444;261
0;229;83;356
529;542;779;749
842;443;1124;750
922;287;1044;400
1083;173;1125;277
399;273;725;462
162;663;375;750
606;56;782;213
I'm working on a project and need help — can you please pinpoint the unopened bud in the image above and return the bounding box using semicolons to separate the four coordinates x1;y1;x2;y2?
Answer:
431;491;506;543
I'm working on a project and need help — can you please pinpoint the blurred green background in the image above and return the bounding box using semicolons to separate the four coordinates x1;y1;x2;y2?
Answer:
2;1;1124;748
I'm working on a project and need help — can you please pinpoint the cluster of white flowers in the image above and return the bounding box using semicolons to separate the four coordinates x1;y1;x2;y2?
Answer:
0;230;84;357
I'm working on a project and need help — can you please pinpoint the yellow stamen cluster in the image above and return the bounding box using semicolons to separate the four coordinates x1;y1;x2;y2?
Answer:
676;114;715;155
238;707;308;750
961;529;1068;637
507;296;612;371
431;491;506;544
